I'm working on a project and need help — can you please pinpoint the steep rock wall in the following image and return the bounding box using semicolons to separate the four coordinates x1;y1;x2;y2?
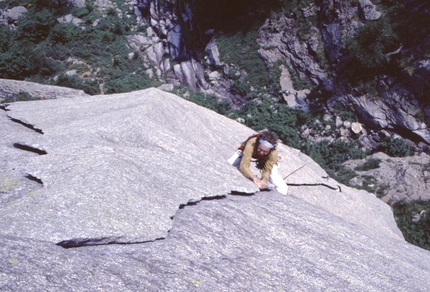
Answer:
2;82;430;290
129;0;430;145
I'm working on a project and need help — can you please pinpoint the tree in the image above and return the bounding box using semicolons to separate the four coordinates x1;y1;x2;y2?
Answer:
16;8;56;42
346;19;399;73
377;136;412;157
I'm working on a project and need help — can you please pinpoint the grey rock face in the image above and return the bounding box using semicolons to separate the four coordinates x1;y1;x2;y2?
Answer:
258;14;332;95
1;88;255;246
57;14;83;26
205;37;223;67
0;6;27;25
131;0;208;89
334;76;430;144
343;152;430;204
359;0;382;20
69;0;86;8
1;86;341;246
2;191;430;291
0;79;89;102
166;21;184;60
1;83;430;290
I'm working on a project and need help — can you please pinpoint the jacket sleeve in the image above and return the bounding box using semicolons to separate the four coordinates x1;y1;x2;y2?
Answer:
261;150;278;179
239;138;257;179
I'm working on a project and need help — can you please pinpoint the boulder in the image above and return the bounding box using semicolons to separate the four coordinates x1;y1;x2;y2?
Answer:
4;6;27;24
191;58;210;89
180;60;199;90
167;22;185;60
351;122;363;134
205;38;223;67
359;0;382;20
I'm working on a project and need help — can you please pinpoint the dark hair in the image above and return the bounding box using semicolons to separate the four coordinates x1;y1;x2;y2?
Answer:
258;130;278;147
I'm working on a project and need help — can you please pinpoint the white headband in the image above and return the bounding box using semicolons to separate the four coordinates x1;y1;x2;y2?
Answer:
259;139;275;149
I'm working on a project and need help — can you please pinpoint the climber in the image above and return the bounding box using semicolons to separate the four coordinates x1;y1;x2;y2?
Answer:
228;130;288;195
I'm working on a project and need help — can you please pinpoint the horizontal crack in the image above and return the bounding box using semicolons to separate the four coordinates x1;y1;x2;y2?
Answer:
13;143;47;155
288;183;341;192
178;194;227;210
57;194;230;249
25;174;43;185
9;117;44;134
55;186;338;249
56;236;166;249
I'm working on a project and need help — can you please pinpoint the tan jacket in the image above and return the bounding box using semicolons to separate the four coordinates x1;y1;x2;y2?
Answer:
239;137;278;180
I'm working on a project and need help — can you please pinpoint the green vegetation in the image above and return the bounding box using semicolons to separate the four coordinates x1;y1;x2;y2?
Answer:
345;19;398;73
1;90;40;103
328;167;358;186
393;200;430;251
342;0;430;96
342;18;400;96
173;88;232;116
0;0;160;94
356;175;390;198
377;136;412;157
285;64;311;91
355;158;381;171
308;140;366;171
234;97;305;149
217;29;269;89
176;0;282;50
280;0;316;41
332;104;360;123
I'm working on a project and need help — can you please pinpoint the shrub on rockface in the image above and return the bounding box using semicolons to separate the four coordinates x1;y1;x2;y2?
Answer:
0;0;152;94
104;72;160;94
55;74;84;89
231;80;251;96
216;28;269;89
16;8;56;42
303;140;366;171
49;23;77;44
393;200;430;251
354;158;381;171
346;19;398;72
182;90;232;116
377;136;412;157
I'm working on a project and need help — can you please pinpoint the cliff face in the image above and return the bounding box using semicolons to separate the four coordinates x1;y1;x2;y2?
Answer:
259;0;428;145
342;151;430;204
1;81;430;290
1;0;428;146
131;0;430;146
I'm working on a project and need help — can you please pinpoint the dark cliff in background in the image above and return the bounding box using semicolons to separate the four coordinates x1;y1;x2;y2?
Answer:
2;0;429;147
